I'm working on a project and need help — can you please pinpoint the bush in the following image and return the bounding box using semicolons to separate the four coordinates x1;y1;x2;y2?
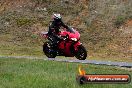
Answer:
114;16;126;28
16;17;34;27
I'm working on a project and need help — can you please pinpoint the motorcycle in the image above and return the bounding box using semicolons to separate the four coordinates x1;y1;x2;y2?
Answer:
41;28;87;60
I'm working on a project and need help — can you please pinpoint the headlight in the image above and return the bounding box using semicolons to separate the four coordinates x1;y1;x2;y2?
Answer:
71;38;77;41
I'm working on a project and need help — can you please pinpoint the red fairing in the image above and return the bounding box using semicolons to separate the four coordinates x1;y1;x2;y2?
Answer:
74;42;82;51
64;42;73;56
58;28;81;56
59;30;80;40
58;31;69;36
58;41;65;49
69;31;80;40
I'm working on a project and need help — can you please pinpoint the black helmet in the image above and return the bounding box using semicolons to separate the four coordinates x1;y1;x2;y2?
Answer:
52;14;62;20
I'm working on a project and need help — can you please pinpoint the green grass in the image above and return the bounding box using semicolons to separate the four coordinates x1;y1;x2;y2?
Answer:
0;45;43;56
0;58;132;88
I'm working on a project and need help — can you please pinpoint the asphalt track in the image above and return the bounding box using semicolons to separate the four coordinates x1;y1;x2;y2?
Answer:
0;55;132;68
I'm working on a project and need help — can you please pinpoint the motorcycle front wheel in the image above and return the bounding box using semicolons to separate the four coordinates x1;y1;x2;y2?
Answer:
75;45;87;60
43;42;56;58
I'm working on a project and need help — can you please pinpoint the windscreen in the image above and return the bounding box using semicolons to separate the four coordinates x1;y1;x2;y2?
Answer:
66;27;75;33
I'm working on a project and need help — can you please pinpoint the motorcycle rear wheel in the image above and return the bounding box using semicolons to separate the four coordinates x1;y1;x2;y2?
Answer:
75;45;87;60
43;42;56;58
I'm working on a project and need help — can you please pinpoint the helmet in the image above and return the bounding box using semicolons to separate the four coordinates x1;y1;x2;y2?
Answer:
52;14;62;20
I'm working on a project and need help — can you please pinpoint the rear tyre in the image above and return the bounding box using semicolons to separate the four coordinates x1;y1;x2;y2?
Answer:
75;45;87;60
43;42;56;58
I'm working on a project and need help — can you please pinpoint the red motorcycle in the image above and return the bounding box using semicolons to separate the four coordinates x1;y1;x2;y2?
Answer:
41;28;87;60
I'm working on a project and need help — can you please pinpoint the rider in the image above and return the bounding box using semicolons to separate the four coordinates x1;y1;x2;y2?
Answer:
47;13;69;46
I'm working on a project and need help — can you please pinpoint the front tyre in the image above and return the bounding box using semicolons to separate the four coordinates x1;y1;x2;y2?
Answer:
75;45;87;60
43;42;56;58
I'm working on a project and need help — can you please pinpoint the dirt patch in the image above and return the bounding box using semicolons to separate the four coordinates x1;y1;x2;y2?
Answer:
119;19;132;34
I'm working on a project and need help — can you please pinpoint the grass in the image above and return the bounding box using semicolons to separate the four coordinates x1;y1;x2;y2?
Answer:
0;34;43;56
0;45;43;56
0;58;132;88
1;0;132;64
16;17;34;27
90;56;132;63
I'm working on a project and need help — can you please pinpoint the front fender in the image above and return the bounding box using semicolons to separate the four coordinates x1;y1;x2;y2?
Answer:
73;42;82;51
